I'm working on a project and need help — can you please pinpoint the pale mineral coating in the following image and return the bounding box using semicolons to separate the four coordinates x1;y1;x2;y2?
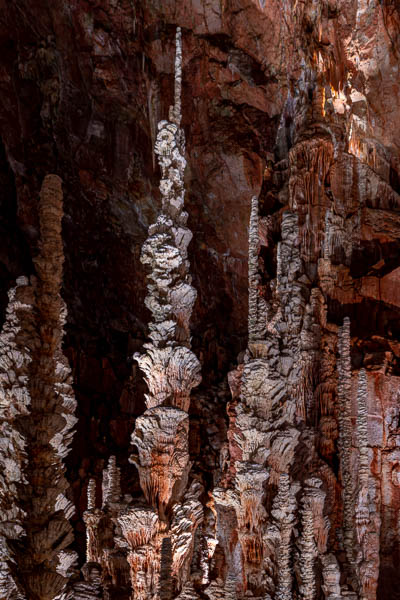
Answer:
0;1;399;599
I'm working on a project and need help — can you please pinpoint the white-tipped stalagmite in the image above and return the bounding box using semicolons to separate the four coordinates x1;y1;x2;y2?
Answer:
170;26;182;126
102;455;121;509
129;27;202;596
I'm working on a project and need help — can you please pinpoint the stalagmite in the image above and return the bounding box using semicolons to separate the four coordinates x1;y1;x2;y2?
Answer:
0;279;32;600
83;480;103;565
298;486;317;600
0;175;77;599
72;563;103;600
337;317;354;568
117;507;161;600
355;369;379;600
248;195;264;341
272;474;297;600
129;27;202;596
131;406;190;514
82;27;202;599
130;27;202;595
321;554;342;600
102;455;121;510
356;370;369;494
1;2;399;598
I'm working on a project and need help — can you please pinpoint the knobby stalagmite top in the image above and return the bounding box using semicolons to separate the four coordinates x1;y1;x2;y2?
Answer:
134;26;201;414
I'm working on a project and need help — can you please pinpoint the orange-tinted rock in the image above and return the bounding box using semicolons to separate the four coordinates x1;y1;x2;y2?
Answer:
0;0;400;598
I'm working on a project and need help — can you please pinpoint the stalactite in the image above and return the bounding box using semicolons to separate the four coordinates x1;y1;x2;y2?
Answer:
0;175;77;600
337;317;354;569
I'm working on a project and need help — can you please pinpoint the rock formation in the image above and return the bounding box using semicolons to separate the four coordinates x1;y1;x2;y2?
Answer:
82;27;202;600
0;1;400;599
0;175;77;599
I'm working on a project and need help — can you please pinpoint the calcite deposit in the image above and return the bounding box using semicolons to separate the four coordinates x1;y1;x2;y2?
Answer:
0;0;399;599
0;176;77;599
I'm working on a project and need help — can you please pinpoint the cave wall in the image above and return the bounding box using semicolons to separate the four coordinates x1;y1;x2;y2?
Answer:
0;0;399;598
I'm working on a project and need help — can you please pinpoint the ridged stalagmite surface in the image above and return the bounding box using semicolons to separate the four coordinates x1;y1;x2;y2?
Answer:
82;28;202;600
0;176;77;600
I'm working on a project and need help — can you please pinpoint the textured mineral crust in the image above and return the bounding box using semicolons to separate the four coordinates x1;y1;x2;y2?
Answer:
0;1;399;599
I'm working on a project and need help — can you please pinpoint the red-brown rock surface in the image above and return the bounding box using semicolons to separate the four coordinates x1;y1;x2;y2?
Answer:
0;1;399;598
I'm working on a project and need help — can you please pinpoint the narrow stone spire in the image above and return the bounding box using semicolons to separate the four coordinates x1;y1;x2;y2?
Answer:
299;491;317;600
170;27;182;126
357;369;369;489
248;195;260;342
272;473;297;600
337;317;354;568
0;175;77;599
129;25;202;596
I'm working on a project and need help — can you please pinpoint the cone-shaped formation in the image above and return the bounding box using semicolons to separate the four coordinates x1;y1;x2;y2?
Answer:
128;27;202;595
0;175;77;600
133;28;200;415
82;28;202;600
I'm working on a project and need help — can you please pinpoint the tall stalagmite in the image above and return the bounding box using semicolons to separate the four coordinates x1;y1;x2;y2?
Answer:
0;175;77;600
130;26;202;596
82;27;202;600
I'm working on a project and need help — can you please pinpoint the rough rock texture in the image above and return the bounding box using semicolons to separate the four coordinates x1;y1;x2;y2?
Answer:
0;1;400;599
0;176;77;599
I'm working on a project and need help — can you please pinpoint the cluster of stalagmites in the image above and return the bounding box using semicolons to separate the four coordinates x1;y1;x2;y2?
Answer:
207;115;379;599
0;23;385;600
0;175;77;600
